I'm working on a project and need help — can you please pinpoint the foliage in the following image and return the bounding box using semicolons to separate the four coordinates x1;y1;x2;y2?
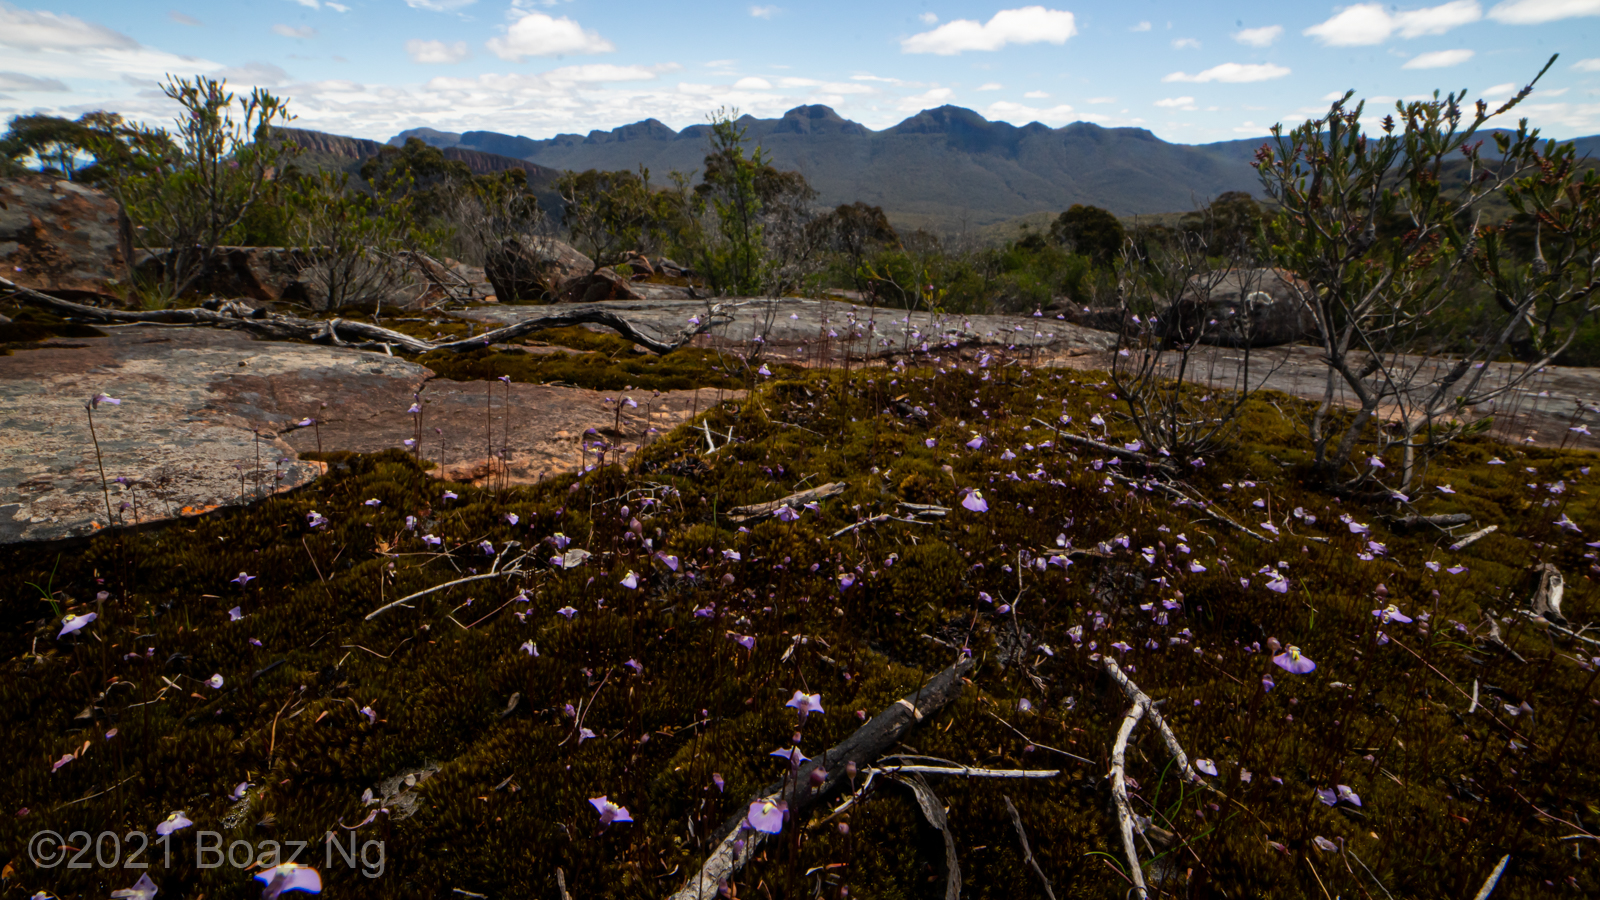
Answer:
1049;203;1126;265
289;170;418;314
84;76;296;306
556;168;659;272
1257;56;1599;493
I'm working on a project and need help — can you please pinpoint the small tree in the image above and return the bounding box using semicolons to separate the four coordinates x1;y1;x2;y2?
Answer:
1257;56;1598;493
91;75;295;305
695;109;768;295
1050;204;1125;265
557;167;656;271
290;170;416;315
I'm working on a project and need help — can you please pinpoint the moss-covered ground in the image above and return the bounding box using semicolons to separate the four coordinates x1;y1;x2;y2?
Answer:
2;358;1597;899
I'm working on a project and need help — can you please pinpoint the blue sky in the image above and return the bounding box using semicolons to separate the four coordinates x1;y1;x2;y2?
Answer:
2;1;1598;145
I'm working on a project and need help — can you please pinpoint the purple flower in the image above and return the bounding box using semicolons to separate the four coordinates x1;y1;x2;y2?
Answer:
1188;561;1207;573
770;746;809;768
206;674;224;689
363;498;382;507
58;612;97;639
774;505;800;523
1446;565;1467;575
730;633;755;651
52;752;75;772
786;690;824;721
228;607;243;622
712;773;725;792
443;490;459;501
109;873;158;900
966;435;985;450
505;512;519;526
1315;787;1337;806
746;799;785;834
838;572;855;590
359;705;377;726
1261;673;1275;692
656;552;679;571
961;490;989;513
1336;784;1361;807
557;606;577;619
307;511;328;529
479;540;495;555
925;438;937;448
296;417;315;427
1272;646;1316;675
1195;758;1218;777
620;571;639;589
1373;604;1413;624
231;781;253;800
1556;513;1583;533
155;811;193;836
520;640;538;656
422;534;442;547
758;364;772;376
253;862;322;899
578;727;596;742
1266;575;1289;594
91;392;122;408
589;795;633;827
624;658;642;674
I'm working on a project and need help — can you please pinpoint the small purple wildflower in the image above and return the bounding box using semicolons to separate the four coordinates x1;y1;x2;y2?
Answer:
589;796;632;827
1272;646;1316;674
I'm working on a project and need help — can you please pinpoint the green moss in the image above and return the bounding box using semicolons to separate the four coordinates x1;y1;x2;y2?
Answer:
415;343;760;392
0;307;108;353
1;367;1596;899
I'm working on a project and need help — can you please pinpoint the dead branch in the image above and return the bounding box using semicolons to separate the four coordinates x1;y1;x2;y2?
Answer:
869;764;1060;778
1032;420;1175;473
1471;854;1511;900
0;275;732;356
1110;701;1150;900
1529;563;1567;626
667;656;975;900
829;514;934;539
1449;525;1498;551
1103;658;1209;786
1386;512;1474;532
890;772;962;900
1003;796;1059;900
728;481;846;522
365;547;530;620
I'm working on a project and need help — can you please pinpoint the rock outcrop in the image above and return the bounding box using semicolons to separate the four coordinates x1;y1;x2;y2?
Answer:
0;175;132;303
1162;268;1316;348
484;236;595;303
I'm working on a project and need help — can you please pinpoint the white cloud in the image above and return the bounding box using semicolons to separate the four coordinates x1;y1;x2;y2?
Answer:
273;24;316;39
216;62;290;86
1086;96;1115;103
1233;25;1282;46
1488;0;1600;23
407;39;470;64
1155;95;1196;108
0;71;69;91
290;0;320;8
1304;2;1482;46
919;12;938;24
983;100;1076;125
1481;81;1518;96
1131;20;1151;31
1403;48;1475;68
1163;63;1291;83
899;86;955;110
1024;90;1050;98
169;11;201;26
543;64;677;83
487;12;615;60
0;5;137;51
404;0;477;10
901;6;1077;55
1574;58;1600;71
976;82;1004;91
1172;37;1200;49
734;76;773;89
749;4;780;18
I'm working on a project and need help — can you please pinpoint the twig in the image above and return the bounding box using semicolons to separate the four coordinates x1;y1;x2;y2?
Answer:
728;481;846;523
1004;796;1058;900
341;638;414;660
869;764;1060;778
56;776;137;810
984;711;1095;765
364;550;529;620
668;657;976;900
829;514;933;539
1104;658;1209;786
1033;421;1174;472
1471;854;1511;900
1110;701;1150;900
1450;525;1498;551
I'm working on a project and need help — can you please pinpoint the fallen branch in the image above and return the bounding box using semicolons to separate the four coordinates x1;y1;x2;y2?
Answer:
891;772;962;900
365;546;530;620
1;275;733;356
1529;563;1567;626
1449;525;1498;551
1110;701;1150;900
829;514;933;539
1386;513;1474;532
1471;854;1510;900
1103;657;1210;786
1004;796;1059;900
728;481;846;523
1032;420;1175;473
668;656;976;900
869;764;1060;778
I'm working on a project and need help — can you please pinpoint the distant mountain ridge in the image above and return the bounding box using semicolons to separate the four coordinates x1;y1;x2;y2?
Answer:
389;106;1600;232
277;126;562;184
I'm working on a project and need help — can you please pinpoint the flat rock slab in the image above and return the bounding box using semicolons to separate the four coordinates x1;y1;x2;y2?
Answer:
0;325;740;544
459;297;1120;359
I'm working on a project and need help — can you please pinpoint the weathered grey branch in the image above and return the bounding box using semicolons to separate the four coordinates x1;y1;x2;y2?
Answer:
1110;701;1150;900
1530;563;1567;626
0;275;732;356
1032;420;1175;473
668;656;976;900
1387;512;1474;532
1471;854;1511;900
1104;658;1209;786
727;481;846;522
1004;796;1059;900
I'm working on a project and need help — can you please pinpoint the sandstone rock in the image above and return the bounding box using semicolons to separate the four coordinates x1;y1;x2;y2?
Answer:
554;267;644;303
135;246;320;305
484;236;594;303
1162;268;1316;348
621;250;655;278
0;175;132;303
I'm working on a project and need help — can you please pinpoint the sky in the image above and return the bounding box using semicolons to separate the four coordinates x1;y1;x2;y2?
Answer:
2;1;1599;147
